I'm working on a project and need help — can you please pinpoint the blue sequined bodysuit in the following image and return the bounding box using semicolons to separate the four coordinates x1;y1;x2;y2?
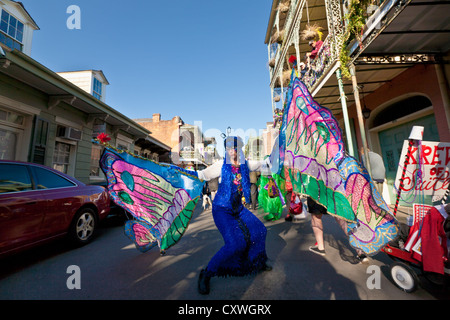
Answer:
205;159;268;277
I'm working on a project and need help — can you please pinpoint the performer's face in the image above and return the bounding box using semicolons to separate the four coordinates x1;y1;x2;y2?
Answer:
226;147;238;162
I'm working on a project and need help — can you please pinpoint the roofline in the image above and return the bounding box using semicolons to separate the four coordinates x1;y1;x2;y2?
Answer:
9;1;40;30
143;136;171;151
57;69;110;85
264;0;280;44
1;49;150;136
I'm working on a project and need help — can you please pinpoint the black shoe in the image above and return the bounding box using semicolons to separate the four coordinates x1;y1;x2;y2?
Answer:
198;269;210;295
309;245;326;256
262;263;272;271
356;254;369;264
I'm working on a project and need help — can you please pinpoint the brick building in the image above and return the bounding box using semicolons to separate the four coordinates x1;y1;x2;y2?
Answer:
135;113;183;154
135;114;220;169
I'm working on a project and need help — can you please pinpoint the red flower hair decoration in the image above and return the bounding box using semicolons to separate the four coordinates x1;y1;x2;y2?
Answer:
97;132;111;143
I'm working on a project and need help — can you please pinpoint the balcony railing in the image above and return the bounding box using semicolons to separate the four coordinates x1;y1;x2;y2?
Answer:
180;150;202;161
299;35;334;89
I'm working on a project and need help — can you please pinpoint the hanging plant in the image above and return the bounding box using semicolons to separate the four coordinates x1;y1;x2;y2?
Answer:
270;29;285;44
300;24;324;41
339;0;371;79
339;40;351;79
276;0;291;13
268;58;275;68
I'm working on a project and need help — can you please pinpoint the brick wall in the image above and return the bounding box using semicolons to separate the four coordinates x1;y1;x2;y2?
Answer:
135;114;183;153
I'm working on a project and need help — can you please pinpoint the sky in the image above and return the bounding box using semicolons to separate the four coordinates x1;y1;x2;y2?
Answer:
23;0;275;154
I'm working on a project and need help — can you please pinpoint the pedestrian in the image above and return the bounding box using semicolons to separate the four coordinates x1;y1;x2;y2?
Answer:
308;197;368;263
287;192;307;221
308;197;328;256
258;174;285;221
202;181;212;211
360;147;386;195
306;38;323;62
195;136;272;295
208;176;219;201
249;171;260;210
300;24;324;70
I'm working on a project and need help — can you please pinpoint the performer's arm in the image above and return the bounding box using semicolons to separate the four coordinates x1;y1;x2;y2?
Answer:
248;159;272;175
197;160;223;181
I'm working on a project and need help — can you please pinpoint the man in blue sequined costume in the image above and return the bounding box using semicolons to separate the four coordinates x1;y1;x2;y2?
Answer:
196;136;271;295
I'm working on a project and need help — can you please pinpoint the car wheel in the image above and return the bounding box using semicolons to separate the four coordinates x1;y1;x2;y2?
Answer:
69;208;97;246
390;262;418;293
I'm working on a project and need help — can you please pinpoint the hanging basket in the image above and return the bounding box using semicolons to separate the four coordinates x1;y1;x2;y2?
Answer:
282;69;291;87
300;24;323;41
276;1;291;13
270;29;285;44
268;58;275;68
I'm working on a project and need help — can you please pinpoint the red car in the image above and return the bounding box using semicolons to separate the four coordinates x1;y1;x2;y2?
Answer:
0;160;110;257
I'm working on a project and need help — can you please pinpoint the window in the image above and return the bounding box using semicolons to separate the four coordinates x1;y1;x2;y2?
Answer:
0;163;32;193
93;77;102;100
116;134;133;152
0;128;17;160
31;166;75;189
90;145;102;177
0;109;24;125
0;9;24;51
0;108;26;160
53;141;71;174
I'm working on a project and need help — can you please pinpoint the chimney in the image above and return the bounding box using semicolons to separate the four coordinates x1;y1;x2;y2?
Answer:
153;113;161;122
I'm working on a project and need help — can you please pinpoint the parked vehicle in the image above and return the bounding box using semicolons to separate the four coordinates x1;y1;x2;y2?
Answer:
0;160;110;257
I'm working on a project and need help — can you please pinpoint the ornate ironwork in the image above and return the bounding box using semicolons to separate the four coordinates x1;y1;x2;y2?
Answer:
356;54;438;64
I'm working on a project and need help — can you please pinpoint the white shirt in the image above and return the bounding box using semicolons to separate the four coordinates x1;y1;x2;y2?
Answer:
197;159;271;182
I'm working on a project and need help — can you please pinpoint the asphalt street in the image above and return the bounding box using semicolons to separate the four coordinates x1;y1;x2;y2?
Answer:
0;201;448;301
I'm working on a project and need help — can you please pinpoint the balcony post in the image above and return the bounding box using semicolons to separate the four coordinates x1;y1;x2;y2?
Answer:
336;68;355;157
349;64;372;176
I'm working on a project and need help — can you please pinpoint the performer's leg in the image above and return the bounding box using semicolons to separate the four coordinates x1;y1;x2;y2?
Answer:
239;208;268;270
205;207;249;277
199;207;248;295
250;184;258;210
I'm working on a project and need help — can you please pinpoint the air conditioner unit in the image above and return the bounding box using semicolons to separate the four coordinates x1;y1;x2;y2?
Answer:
62;127;82;141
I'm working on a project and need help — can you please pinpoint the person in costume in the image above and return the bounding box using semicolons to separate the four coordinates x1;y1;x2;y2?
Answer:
298;24;324;77
257;174;285;221
196;136;272;295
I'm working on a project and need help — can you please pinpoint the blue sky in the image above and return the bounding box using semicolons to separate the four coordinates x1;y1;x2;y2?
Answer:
23;0;275;151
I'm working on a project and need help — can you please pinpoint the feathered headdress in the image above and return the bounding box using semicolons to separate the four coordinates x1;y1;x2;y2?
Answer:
300;24;324;42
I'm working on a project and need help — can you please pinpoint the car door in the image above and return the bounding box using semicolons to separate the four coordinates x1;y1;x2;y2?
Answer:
0;163;48;254
29;165;79;236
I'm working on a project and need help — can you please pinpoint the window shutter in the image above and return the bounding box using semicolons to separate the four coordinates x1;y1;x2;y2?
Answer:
30;117;49;165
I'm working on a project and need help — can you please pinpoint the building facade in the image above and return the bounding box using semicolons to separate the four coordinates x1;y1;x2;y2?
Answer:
265;0;450;206
135;114;220;169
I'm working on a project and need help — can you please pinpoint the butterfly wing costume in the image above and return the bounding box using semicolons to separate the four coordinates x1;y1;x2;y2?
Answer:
274;71;399;255
97;143;204;253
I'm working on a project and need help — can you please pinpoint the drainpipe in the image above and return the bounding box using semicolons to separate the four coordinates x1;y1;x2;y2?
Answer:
349;64;372;177
336;67;355;157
